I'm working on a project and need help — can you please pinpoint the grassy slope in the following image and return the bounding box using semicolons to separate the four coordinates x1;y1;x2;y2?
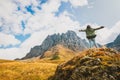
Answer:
42;45;76;60
51;48;120;80
1;48;119;80
0;59;59;80
0;45;76;80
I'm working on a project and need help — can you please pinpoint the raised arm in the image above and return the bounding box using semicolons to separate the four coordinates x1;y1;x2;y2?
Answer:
94;26;104;30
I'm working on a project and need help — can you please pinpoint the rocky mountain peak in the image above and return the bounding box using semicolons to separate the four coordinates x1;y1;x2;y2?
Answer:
66;30;77;37
22;30;89;59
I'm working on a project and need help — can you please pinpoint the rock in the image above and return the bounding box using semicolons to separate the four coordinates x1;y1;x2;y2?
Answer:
22;30;89;59
51;48;120;80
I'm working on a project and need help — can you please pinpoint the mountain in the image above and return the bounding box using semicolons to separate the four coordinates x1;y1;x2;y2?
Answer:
107;34;120;51
22;30;89;59
51;48;120;80
41;45;78;60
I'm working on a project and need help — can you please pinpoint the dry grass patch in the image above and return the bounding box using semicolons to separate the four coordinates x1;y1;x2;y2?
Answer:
0;60;58;80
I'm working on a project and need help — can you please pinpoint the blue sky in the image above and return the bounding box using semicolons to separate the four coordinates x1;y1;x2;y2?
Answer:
68;0;120;27
0;0;120;59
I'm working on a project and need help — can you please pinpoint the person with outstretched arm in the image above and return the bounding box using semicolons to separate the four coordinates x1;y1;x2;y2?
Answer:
79;25;104;48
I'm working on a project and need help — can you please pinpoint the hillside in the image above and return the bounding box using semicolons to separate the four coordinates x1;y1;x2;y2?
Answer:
22;30;88;59
51;48;120;80
0;48;120;80
0;45;78;80
41;45;78;60
0;59;58;80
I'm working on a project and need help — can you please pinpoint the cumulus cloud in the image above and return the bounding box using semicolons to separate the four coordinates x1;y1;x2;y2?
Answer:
0;0;119;60
78;23;120;45
97;21;120;44
69;0;88;7
0;0;24;34
19;12;80;58
50;11;80;33
0;0;88;59
0;0;88;34
0;47;27;60
0;33;21;47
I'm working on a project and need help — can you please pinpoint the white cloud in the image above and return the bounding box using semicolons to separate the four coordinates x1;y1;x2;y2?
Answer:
0;0;16;17
69;0;88;7
18;0;39;7
0;0;94;60
0;0;23;34
22;11;80;57
79;22;120;45
0;0;88;34
50;11;80;33
0;0;119;60
111;21;120;34
0;47;27;60
41;0;61;13
0;33;21;47
96;21;120;44
20;31;49;50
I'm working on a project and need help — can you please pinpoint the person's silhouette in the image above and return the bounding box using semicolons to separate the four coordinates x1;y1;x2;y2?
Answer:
79;25;104;48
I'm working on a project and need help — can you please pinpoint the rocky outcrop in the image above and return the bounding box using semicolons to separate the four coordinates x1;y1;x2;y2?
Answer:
107;34;120;51
22;30;89;59
51;48;120;80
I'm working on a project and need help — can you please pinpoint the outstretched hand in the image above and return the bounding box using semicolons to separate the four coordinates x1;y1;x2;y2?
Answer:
100;26;104;28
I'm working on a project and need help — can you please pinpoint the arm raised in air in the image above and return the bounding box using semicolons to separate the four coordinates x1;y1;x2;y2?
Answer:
94;26;104;30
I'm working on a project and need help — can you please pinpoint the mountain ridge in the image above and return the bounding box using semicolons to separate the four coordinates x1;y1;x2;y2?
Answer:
21;31;120;60
22;30;89;59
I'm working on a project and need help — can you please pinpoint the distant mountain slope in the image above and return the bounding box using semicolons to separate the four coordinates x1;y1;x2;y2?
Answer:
22;31;89;59
107;34;120;51
51;48;120;80
41;45;76;60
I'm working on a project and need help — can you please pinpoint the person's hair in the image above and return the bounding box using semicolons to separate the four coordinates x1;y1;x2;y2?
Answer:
87;25;91;29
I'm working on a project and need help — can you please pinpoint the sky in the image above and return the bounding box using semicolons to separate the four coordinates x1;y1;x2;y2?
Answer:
0;0;120;60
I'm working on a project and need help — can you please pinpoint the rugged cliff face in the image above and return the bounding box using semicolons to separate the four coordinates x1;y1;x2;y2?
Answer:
107;34;120;51
51;48;120;80
22;31;89;59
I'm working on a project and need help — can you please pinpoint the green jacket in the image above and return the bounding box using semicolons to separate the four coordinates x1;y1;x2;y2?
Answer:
86;28;96;37
80;26;104;39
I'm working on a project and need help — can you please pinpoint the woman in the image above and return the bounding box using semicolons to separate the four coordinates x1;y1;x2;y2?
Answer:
79;25;104;48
